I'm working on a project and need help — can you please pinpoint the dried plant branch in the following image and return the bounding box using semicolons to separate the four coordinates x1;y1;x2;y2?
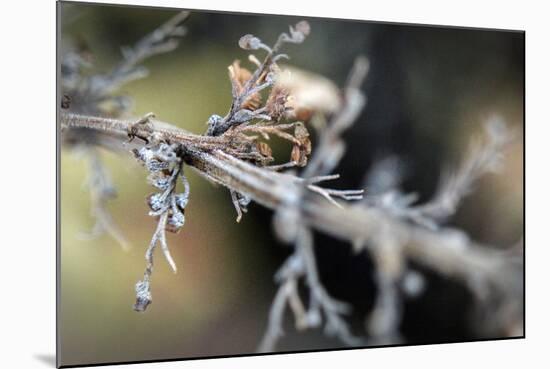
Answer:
98;11;190;96
78;147;130;251
412;117;514;225
61;109;522;344
61;11;190;254
62;11;190;115
131;140;190;311
363;117;515;231
60;18;522;351
60;109;521;340
365;225;403;344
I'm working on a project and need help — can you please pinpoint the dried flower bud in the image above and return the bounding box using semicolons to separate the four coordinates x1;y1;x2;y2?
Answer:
168;210;185;230
206;114;224;135
238;34;262;50
207;114;223;127
149;173;171;190
146;158;169;172
174;193;189;210
133;280;152;312
288;21;310;44
294;21;311;37
147;193;165;212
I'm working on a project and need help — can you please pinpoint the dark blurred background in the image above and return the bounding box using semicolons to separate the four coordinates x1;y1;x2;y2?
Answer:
59;2;524;366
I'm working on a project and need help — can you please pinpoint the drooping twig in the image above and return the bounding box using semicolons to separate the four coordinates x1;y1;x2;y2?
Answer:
132;140;190;312
78;147;130;251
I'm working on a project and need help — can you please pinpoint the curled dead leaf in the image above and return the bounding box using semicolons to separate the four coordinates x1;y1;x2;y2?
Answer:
228;60;265;110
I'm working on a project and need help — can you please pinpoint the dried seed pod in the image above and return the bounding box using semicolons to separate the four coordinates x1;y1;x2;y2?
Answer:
133;280;152;312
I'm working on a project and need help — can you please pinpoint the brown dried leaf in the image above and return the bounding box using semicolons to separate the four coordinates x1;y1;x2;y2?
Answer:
290;144;303;165
289;122;311;167
257;141;273;158
228;60;263;110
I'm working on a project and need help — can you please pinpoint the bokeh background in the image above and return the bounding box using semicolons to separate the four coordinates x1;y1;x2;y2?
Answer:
59;2;524;366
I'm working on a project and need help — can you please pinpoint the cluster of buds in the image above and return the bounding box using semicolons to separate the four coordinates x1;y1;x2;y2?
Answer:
133;143;190;233
238;20;311;52
206;21;312;138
